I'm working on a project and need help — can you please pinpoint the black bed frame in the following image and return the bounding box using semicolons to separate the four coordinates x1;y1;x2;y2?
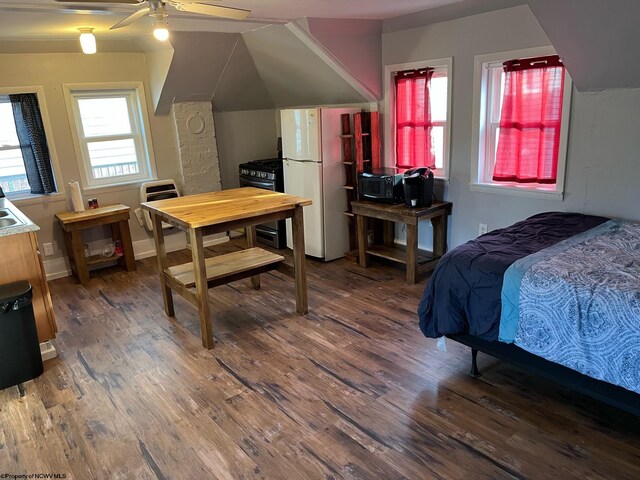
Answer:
448;334;640;417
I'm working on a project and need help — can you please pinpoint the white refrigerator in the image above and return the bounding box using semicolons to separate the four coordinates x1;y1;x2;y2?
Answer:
281;107;360;261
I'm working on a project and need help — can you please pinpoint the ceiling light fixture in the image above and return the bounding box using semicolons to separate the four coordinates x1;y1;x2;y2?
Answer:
152;18;170;42
78;28;96;55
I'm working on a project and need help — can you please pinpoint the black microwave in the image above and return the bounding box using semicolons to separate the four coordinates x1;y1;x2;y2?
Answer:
358;169;404;204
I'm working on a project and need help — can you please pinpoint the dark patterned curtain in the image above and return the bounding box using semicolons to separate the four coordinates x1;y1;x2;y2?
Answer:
9;94;56;194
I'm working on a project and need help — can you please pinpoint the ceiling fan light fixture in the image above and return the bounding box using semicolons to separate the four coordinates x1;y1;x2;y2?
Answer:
152;18;169;41
78;28;96;54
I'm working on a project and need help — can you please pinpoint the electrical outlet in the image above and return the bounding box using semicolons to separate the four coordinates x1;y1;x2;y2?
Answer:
478;223;488;236
43;242;55;256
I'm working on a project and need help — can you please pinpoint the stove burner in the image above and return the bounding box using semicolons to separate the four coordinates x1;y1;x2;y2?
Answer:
239;158;283;173
239;158;283;182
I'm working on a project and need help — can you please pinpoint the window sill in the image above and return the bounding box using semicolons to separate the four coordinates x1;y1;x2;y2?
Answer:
82;178;158;194
469;182;564;200
9;192;67;207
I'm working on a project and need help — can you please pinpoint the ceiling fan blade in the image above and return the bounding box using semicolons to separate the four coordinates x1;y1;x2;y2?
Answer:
173;2;250;21
110;7;149;30
55;0;143;4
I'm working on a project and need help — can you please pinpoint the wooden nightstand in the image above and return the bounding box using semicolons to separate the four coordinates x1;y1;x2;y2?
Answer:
351;200;453;284
56;204;136;285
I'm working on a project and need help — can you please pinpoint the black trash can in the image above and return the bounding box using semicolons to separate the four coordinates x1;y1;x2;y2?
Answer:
0;281;44;390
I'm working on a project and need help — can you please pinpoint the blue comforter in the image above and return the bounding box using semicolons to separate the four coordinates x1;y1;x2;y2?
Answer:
418;212;608;340
502;220;640;394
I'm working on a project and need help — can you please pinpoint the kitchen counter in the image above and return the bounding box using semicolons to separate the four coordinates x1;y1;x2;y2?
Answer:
0;196;56;343
0;197;39;237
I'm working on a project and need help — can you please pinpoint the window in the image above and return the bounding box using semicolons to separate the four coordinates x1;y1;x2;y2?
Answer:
0;92;58;196
384;58;452;179
64;83;156;188
0;99;29;193
471;47;572;199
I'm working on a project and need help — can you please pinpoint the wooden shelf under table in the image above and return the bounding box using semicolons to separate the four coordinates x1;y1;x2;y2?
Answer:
366;244;441;273
164;247;285;289
86;253;124;266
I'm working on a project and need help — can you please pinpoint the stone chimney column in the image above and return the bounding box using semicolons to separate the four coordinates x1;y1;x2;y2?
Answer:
170;101;221;195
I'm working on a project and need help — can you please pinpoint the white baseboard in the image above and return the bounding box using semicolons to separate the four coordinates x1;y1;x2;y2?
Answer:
43;257;72;281
43;232;229;281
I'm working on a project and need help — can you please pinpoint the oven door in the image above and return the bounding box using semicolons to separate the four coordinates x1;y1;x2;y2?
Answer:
239;175;279;233
239;175;275;191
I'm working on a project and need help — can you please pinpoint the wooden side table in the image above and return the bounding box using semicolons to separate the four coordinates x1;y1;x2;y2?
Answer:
351;200;453;284
56;204;136;285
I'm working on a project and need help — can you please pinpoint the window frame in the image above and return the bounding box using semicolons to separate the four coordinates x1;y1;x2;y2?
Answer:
470;46;573;200
63;82;157;189
384;57;453;180
0;86;62;199
0;98;28;194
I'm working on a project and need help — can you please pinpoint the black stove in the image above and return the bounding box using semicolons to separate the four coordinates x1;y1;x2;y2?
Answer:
238;158;285;248
241;158;283;171
239;158;283;179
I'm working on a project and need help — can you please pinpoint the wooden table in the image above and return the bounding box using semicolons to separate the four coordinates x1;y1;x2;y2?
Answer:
56;204;136;285
141;187;312;349
351;200;452;284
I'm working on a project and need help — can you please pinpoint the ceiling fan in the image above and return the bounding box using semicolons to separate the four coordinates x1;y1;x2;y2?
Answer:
54;0;251;33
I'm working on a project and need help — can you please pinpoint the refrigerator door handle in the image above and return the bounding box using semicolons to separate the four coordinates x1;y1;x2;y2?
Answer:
285;158;320;164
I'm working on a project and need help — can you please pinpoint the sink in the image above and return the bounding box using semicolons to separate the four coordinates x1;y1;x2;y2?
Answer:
0;205;30;233
0;218;18;227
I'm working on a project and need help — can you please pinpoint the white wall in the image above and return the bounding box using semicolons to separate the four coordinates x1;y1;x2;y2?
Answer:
382;5;640;250
214;109;278;190
0;52;183;263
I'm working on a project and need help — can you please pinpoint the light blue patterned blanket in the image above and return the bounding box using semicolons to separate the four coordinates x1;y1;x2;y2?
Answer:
499;220;640;394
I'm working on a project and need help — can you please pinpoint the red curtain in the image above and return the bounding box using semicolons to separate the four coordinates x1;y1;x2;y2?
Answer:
395;69;434;170
493;55;565;184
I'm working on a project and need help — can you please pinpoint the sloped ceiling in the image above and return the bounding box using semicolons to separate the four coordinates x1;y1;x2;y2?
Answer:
212;36;274;111
151;24;372;114
154;31;239;114
383;0;526;32
242;25;368;109
297;17;382;99
526;0;640;91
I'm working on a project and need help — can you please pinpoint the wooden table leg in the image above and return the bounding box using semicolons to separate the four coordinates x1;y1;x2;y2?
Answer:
356;214;369;267
432;213;448;258
62;230;77;279
292;205;308;314
406;223;418;284
190;228;214;349
151;214;174;317
119;219;136;271
110;220;136;272
245;225;260;290
70;230;90;285
383;220;395;246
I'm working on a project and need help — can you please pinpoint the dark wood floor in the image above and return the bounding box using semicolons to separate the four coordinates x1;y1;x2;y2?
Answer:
1;238;639;479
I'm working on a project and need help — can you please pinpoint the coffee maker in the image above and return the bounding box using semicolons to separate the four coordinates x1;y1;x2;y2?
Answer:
403;167;434;208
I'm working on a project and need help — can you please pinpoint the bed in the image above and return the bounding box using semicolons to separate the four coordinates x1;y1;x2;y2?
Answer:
418;212;640;415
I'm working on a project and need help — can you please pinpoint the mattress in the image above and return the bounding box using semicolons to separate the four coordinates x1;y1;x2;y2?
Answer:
417;212;608;340
502;220;640;393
